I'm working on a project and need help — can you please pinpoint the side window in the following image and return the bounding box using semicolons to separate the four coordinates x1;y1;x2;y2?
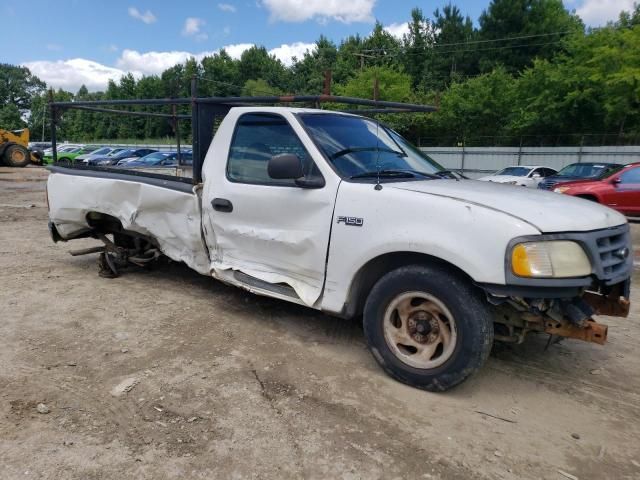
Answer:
227;113;319;186
530;168;542;177
619;167;640;184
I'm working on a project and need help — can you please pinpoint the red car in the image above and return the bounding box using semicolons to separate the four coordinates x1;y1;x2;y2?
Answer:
553;163;640;215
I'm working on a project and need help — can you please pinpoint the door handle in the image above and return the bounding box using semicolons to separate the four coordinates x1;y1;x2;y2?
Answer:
212;198;233;213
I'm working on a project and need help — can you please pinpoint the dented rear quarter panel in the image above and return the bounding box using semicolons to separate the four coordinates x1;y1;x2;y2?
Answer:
47;173;210;275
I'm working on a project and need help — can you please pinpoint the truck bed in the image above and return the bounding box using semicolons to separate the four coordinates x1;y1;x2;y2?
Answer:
47;165;210;275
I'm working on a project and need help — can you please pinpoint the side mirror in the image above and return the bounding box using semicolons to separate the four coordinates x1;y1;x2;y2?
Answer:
612;177;622;185
268;154;303;180
531;173;541;179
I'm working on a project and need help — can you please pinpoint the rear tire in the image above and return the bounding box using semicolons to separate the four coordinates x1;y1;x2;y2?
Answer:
363;265;494;392
3;144;30;167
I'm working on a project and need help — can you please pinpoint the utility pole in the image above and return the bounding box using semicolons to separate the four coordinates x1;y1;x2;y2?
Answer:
322;70;332;95
42;104;46;141
353;52;375;70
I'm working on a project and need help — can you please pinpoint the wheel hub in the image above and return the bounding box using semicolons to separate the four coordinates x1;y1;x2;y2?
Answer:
407;311;440;344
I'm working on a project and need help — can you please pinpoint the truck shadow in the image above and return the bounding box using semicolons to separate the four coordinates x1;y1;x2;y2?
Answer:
69;253;633;399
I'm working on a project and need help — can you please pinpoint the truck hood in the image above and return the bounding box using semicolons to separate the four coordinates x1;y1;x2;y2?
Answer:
390;179;626;233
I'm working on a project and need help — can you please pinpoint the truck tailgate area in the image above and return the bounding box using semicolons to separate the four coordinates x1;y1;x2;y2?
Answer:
47;167;210;275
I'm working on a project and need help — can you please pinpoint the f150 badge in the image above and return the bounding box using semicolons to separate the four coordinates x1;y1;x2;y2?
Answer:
337;216;364;227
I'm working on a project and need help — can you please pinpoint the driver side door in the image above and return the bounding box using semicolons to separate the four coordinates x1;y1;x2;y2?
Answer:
203;112;339;306
611;166;640;214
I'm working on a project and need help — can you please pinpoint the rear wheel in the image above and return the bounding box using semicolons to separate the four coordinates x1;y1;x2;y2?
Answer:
3;144;30;167
363;265;494;392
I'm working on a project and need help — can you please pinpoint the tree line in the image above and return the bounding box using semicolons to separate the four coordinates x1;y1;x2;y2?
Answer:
2;0;640;146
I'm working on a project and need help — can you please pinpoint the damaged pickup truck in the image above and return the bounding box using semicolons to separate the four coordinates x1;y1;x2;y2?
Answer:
46;102;632;391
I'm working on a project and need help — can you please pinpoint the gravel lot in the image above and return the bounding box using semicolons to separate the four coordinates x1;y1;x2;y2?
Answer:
1;166;639;479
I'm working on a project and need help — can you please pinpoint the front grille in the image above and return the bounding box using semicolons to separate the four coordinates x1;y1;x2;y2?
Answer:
594;228;630;280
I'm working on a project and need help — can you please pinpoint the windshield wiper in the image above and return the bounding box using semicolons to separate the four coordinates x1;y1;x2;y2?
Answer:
350;169;439;180
434;169;463;180
330;146;406;160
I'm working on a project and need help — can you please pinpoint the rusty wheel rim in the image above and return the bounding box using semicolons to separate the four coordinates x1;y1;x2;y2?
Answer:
11;149;26;162
383;292;457;369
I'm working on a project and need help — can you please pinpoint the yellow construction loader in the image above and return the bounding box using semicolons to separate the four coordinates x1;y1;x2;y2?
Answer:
0;128;42;167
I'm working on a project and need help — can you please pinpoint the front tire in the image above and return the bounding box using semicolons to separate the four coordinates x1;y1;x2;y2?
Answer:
3;144;30;167
363;265;493;392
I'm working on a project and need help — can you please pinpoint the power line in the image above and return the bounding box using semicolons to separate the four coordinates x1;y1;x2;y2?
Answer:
360;39;565;57
431;30;571;48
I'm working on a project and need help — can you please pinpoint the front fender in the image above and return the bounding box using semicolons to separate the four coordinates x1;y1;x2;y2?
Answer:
320;181;540;313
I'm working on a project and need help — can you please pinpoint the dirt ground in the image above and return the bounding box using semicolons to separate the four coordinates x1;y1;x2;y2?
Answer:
1;166;639;480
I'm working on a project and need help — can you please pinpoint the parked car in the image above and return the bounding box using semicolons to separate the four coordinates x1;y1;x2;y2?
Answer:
47;106;632;392
553;163;640;215
117;150;193;168
537;162;623;190
43;145;88;163
87;148;157;166
29;141;52;150
75;146;122;164
479;165;557;187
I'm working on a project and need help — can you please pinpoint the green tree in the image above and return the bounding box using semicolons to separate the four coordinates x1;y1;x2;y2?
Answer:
0;64;46;112
430;4;477;88
429;67;517;144
337;66;412;102
201;50;241;96
0;104;26;130
241;78;282;96
478;0;583;73
402;8;436;90
288;36;338;94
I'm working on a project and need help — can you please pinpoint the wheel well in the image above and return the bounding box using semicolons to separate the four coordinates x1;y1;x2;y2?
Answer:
576;194;599;202
342;252;473;318
85;211;157;248
86;212;125;234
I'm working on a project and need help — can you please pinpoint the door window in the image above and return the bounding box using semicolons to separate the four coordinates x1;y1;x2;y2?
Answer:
227;113;320;186
619;167;640;184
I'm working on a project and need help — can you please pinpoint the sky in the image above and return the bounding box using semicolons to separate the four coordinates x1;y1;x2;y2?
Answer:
0;0;635;92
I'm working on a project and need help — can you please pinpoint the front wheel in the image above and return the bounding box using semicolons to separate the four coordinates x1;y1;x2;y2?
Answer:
3;144;31;167
363;265;494;392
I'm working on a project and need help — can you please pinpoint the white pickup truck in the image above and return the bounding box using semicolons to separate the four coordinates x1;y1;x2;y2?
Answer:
46;106;632;391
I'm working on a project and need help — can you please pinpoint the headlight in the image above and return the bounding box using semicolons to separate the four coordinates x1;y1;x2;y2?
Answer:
554;186;570;193
511;241;591;278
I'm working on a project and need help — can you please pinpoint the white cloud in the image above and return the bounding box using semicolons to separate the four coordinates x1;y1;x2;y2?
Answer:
117;49;201;75
261;0;375;23
269;42;315;65
116;44;255;76
22;41;317;93
182;17;208;41
218;3;237;12
128;7;157;24
222;43;255;58
383;22;409;39
23;58;125;92
576;0;634;26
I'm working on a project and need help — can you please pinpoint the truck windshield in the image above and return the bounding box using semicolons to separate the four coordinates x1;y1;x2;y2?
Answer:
299;114;443;180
